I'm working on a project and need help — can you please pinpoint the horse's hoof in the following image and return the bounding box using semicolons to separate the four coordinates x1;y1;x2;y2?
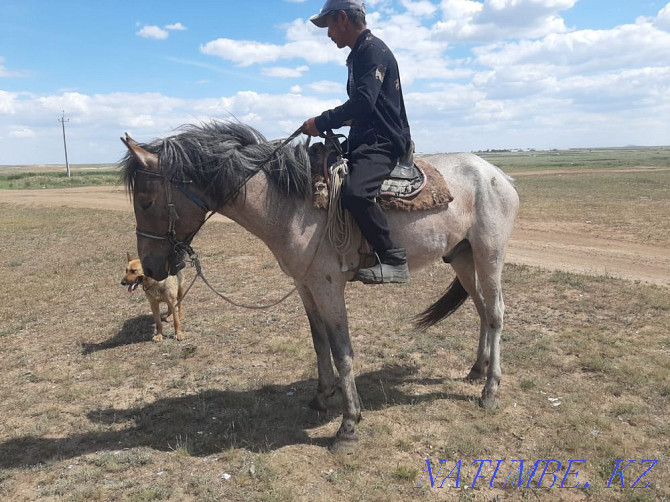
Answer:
308;395;327;412
329;432;359;454
478;395;500;410
464;370;485;382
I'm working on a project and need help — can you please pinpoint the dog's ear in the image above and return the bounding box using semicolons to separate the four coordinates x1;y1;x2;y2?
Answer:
126;252;132;262
121;133;159;171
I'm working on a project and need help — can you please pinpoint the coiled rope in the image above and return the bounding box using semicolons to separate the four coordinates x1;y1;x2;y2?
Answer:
326;157;357;257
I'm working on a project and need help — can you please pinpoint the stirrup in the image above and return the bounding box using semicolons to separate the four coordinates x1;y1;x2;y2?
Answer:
354;252;409;284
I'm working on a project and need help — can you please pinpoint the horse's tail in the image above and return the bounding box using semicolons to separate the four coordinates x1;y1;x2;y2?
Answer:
413;277;469;331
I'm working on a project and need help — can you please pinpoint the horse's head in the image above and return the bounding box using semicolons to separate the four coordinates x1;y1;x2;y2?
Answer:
307;139;343;177
121;133;210;281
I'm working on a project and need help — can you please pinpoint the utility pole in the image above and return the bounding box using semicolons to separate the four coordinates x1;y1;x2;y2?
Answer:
58;110;70;177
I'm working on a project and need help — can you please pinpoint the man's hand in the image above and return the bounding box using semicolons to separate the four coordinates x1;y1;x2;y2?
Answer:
301;117;322;137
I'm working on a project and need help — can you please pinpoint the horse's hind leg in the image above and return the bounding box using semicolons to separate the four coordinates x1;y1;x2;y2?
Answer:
297;284;339;412
449;246;489;381
470;240;506;409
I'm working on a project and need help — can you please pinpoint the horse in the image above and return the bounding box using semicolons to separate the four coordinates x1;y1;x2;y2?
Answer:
120;121;519;453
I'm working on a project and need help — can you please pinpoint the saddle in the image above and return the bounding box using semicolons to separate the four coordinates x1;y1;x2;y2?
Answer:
380;141;426;198
308;141;453;212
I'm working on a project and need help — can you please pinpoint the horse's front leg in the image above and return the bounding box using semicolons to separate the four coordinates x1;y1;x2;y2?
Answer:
308;283;362;452
297;284;339;411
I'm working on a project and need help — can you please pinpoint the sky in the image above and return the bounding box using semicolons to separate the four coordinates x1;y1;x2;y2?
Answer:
0;0;669;165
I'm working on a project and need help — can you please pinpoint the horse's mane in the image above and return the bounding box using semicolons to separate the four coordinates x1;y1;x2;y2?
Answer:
120;121;312;203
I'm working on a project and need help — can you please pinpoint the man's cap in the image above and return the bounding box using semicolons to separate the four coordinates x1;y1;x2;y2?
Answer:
310;0;366;28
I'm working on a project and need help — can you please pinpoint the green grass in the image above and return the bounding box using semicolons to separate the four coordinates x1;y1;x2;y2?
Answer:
478;146;670;172
392;464;418;482
0;169;119;190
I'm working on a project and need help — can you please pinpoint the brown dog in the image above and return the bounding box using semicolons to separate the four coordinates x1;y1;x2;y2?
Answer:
121;253;185;341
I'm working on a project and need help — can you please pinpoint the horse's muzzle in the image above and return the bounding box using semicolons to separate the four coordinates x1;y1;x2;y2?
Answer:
141;254;169;281
169;256;186;275
143;252;184;281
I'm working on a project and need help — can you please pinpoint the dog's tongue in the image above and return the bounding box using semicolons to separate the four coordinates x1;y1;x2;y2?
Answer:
128;283;139;293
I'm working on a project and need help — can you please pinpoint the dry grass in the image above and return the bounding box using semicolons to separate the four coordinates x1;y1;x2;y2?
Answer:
0;164;669;500
511;170;670;245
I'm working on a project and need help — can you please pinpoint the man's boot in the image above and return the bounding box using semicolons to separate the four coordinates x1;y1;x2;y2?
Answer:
355;248;410;284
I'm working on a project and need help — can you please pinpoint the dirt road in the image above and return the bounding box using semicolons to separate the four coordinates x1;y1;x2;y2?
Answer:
1;185;668;286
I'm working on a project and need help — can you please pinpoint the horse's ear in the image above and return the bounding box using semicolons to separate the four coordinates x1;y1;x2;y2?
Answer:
122;132;140;148
307;142;327;172
121;133;159;171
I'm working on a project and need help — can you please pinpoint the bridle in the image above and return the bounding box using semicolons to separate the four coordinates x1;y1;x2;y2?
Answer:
134;167;213;273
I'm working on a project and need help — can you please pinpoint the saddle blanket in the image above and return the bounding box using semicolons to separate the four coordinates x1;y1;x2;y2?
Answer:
313;157;453;212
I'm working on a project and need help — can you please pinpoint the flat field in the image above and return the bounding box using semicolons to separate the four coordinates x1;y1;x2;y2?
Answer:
0;147;668;501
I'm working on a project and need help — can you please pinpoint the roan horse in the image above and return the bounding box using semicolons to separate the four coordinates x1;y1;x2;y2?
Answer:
120;121;519;452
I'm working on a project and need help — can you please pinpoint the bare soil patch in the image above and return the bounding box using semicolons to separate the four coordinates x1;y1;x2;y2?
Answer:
0;186;230;223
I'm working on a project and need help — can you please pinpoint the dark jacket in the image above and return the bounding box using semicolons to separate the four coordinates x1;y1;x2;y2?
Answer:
314;29;411;158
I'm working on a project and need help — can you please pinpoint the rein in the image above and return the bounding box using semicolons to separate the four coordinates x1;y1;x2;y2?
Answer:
135;126;328;310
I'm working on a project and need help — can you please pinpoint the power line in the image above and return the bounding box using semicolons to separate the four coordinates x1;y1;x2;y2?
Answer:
58;110;70;177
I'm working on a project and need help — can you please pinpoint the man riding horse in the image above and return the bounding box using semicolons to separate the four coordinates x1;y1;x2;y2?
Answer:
301;0;412;284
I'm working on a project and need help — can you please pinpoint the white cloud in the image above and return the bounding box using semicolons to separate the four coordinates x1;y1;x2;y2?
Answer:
400;0;439;17
307;80;345;94
192;90;339;123
38;92;92;115
189;1;666;152
123;114;156;129
474;18;670;75
137;25;169;40
654;3;670;30
200;38;344;67
201;36;341;66
261;65;309;78
9;126;35;138
434;0;577;41
0;89;341;163
0;57;25;78
0;90;18;114
201;39;284;66
201;19;343;66
197;0;580;84
165;22;187;31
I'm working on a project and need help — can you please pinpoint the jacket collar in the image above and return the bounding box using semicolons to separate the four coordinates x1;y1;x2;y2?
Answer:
347;29;372;63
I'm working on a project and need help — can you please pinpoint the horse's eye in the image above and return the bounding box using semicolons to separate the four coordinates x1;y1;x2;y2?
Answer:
140;200;154;211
